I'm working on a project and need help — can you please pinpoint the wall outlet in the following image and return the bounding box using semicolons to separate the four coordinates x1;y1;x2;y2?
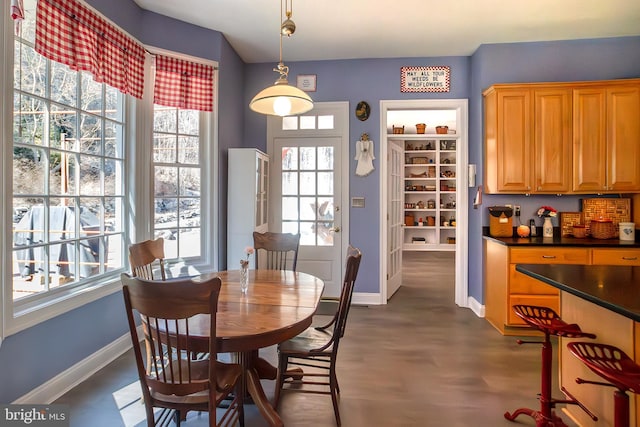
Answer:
514;205;521;217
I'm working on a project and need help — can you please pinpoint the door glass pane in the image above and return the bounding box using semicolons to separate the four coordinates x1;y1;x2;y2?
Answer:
300;147;315;170
317;172;333;195
282;147;297;170
282;172;298;195
300;173;315;195
299;221;315;245
282;197;298;220
318;147;333;169
300;197;316;220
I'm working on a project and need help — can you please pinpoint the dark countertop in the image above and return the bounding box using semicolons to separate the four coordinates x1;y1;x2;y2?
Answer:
515;264;640;322
483;234;640;247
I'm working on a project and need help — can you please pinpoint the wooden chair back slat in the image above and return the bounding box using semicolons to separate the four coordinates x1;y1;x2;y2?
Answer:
253;232;300;271
129;238;166;280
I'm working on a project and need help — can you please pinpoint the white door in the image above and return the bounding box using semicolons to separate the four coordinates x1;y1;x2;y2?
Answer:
387;140;403;298
268;102;349;298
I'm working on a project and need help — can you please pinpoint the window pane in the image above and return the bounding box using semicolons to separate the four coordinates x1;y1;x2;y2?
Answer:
282;197;298;220
318;147;333;169
155;166;178;196
300;115;315;129
106;233;123;272
178;136;199;164
14;147;46;194
318;115;334;129
156;229;178;259
300;172;315;195
179;167;200;196
299;221;315;245
282;172;298;195
79;155;102;196
50;199;78;242
178;110;199;135
80;72;102;114
80;113;101;155
14;42;46;96
155;198;177;228
104;158;121;196
14;94;46;146
179;228;201;258
180;198;200;227
282;116;298;130
50;61;77;107
154;134;176;163
282;147;298;170
13;199;45;249
282;221;298;234
318;172;333;195
300;147;315;170
104;121;123;158
50;104;77;150
300;197;316;220
154;106;176;132
105;86;121;121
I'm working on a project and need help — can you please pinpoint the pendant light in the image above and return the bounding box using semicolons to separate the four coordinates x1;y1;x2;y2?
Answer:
249;0;313;116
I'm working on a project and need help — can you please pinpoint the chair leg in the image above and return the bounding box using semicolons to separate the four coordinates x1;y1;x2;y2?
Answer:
613;390;630;427
329;364;341;426
273;354;286;409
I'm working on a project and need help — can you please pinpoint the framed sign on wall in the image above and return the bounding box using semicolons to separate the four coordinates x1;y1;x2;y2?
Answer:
400;66;450;93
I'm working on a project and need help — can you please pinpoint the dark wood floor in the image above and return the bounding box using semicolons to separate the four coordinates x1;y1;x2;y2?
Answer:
55;252;578;426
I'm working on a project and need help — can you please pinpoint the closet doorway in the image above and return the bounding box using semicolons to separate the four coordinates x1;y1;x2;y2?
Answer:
380;99;469;307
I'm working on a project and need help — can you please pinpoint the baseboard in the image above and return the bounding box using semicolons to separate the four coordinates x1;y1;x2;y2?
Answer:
14;329;137;404
352;292;382;306
467;295;485;318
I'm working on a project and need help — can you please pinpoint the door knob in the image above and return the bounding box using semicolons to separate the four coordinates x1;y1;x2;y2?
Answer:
332;226;341;233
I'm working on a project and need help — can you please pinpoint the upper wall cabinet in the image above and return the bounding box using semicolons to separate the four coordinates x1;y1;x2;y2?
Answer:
483;86;572;193
484;79;640;195
573;84;640;192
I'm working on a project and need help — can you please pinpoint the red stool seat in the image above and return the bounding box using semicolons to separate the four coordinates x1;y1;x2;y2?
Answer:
567;342;640;427
505;305;597;427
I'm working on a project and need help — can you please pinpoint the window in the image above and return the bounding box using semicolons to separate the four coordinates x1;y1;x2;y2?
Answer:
12;0;125;303
152;106;202;259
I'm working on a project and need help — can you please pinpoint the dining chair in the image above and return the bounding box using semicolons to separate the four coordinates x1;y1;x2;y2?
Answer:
121;273;243;427
128;237;166;280
252;231;300;271
273;245;362;426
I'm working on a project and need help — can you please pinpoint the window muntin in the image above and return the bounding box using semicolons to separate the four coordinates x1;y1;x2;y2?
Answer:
152;106;202;260
12;1;126;301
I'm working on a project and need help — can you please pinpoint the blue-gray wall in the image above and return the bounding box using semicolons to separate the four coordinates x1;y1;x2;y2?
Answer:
1;0;639;404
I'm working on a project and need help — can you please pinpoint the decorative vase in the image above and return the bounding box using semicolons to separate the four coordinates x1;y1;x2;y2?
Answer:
240;262;249;294
543;217;554;238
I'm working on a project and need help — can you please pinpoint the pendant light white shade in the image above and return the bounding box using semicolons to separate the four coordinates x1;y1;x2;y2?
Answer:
250;0;313;117
250;80;313;116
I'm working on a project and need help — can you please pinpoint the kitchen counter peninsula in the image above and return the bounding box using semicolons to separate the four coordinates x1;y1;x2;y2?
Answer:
515;264;640;321
515;263;640;427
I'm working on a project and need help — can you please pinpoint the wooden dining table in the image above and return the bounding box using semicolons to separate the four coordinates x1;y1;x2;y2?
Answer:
189;269;325;426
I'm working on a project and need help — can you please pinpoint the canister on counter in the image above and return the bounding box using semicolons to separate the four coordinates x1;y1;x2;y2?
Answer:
488;206;513;237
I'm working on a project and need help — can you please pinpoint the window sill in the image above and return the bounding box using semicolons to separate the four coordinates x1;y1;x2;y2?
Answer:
5;274;124;337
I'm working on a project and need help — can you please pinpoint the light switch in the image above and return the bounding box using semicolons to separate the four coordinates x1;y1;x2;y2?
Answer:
351;197;365;208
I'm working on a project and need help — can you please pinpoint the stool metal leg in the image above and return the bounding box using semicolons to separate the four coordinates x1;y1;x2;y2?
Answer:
613;390;629;427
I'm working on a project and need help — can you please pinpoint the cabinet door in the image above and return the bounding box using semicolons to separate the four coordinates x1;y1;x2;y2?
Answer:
533;89;572;192
485;89;532;193
607;85;640;191
573;88;608;192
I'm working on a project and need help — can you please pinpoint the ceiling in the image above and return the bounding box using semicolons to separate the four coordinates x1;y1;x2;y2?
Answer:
132;0;640;64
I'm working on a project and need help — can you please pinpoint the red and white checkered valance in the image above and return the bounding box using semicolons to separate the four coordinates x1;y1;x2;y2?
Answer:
35;0;145;99
154;55;215;112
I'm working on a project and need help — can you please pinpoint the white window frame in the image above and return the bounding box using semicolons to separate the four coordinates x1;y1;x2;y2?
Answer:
0;12;219;344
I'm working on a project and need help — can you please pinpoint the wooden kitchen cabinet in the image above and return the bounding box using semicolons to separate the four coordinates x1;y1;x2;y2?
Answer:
484;87;532;193
484;78;640;194
533;88;573;193
573;83;640;192
484;86;572;194
481;239;637;335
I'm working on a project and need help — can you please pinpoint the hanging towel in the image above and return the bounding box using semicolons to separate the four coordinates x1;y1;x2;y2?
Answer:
355;138;375;176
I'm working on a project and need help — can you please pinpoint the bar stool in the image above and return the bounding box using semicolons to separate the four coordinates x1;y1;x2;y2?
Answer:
567;342;640;427
505;305;598;427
